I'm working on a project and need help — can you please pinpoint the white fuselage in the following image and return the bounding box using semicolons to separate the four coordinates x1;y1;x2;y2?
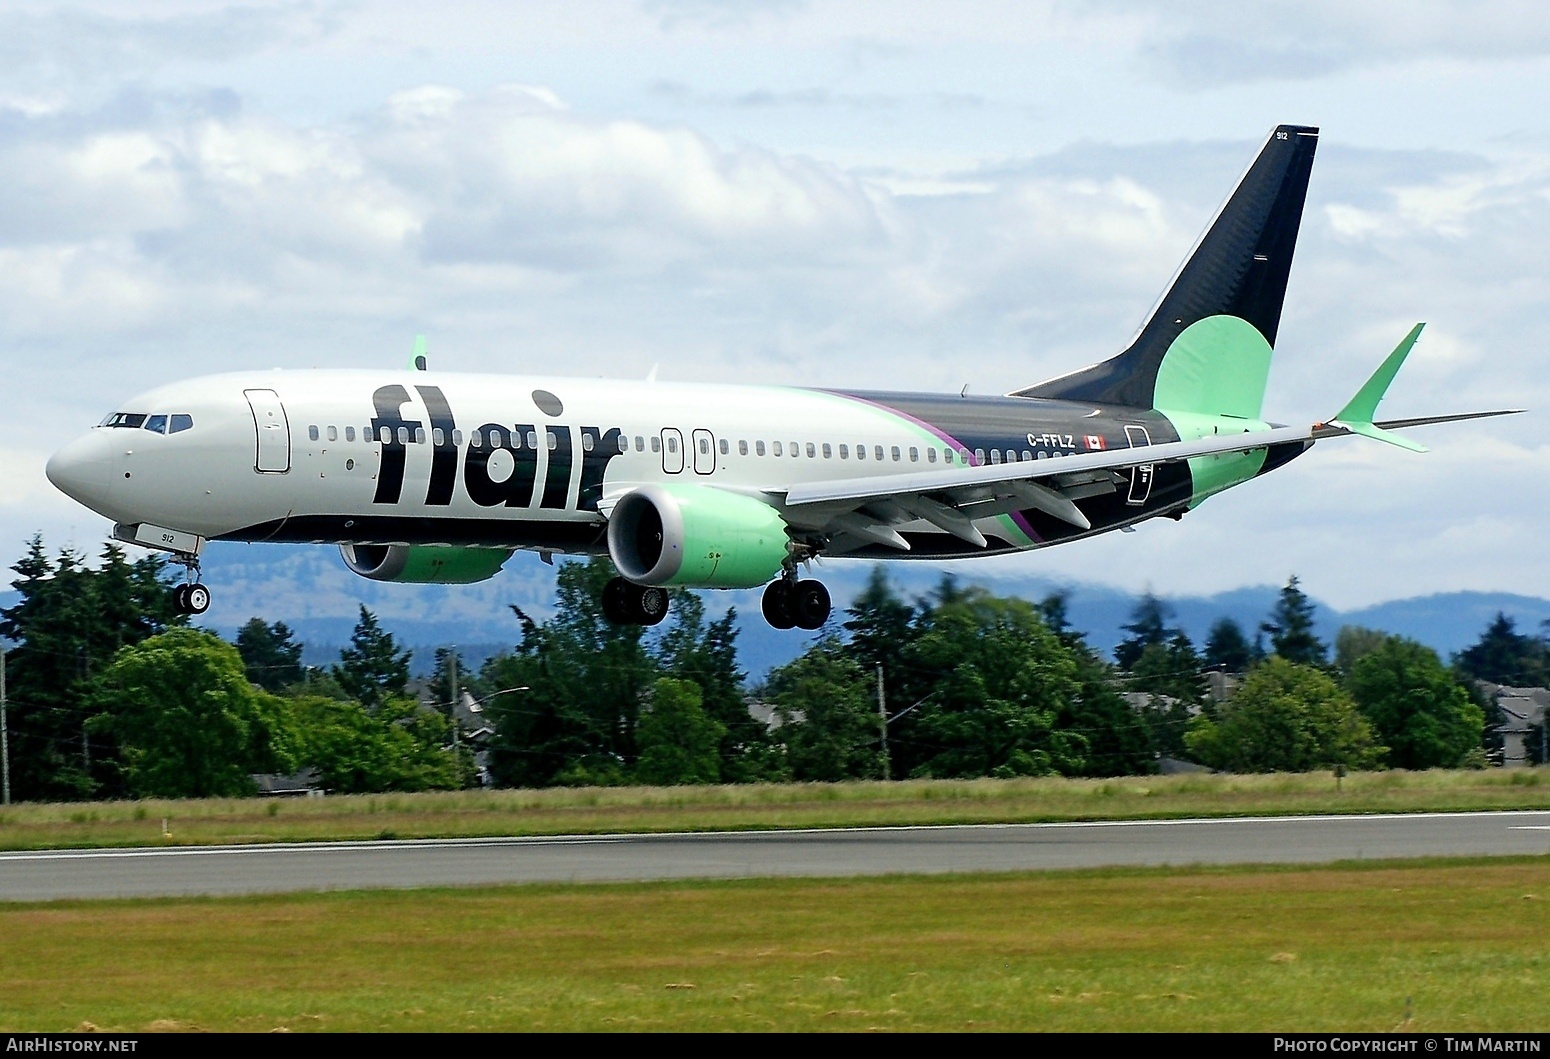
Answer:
47;369;1056;556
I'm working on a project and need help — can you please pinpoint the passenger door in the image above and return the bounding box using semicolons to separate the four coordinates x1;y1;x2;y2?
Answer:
244;389;291;473
1124;424;1153;505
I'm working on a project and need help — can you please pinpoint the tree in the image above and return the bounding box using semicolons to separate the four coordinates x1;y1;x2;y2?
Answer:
485;558;657;787
1115;593;1177;670
1185;657;1385;773
1346;636;1485;770
1334;626;1391;678
1204;618;1255;673
766;640;879;782
332;606;411;711
1262;576;1326;666
1127;633;1206;759
91;629;298;798
634;678;726;785
1455;613;1548;687
0;537;186;800
655;593;768;780
902;592;1087;778
235;618;305;692
1062;645;1156;776
289;694;464;793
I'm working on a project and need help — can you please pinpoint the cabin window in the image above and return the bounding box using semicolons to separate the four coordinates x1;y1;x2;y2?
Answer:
143;415;168;434
958;448;970;463
344;426;355;442
470;432;482;449
989;449;1001;465
324;426;336;442
721;439;731;455
526;431;538;449
635;436;645;451
617;434;629;453
926;448;936;463
413;427;426;445
874;445;884;461
792;442;800;457
738;440;748;455
892;446;901;461
651;436;661;453
756;441;766;456
838;444;849;459
547;431;558;450
1022;450;1032;461
432;428;444;446
854;444;864;461
395;427;408;445
666;436;678;453
167;414;193;434
308;425;320;441
771;441;781;456
581;433;594;452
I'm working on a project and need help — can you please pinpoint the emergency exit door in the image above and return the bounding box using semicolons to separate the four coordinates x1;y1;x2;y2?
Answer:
1124;424;1153;506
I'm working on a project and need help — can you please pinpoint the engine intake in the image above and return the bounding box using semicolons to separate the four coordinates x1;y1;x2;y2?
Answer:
340;544;513;584
607;483;789;589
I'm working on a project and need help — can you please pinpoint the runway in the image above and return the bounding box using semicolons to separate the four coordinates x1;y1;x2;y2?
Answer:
2;810;1547;901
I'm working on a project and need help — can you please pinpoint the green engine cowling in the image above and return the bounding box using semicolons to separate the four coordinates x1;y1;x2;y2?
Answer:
340;544;513;584
606;483;789;589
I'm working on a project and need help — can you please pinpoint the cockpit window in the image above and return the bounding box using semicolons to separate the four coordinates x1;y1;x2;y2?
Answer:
170;414;193;433
144;415;168;434
103;412;146;429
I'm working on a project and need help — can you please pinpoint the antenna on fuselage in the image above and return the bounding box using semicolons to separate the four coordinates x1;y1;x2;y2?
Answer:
410;334;428;371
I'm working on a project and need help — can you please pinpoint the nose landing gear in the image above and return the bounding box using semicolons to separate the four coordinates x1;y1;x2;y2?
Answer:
169;553;211;616
762;577;830;631
602;577;670;627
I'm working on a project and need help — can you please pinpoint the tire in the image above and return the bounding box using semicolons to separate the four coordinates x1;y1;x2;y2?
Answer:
794;580;831;630
636;586;670;626
173;584;191;614
602;577;632;625
185;583;211;615
761;580;795;630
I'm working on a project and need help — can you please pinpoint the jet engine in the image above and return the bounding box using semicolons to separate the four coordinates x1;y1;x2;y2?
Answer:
340;544;513;584
607;483;789;589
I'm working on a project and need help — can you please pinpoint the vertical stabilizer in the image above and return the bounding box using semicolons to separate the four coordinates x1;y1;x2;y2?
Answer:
1016;124;1318;412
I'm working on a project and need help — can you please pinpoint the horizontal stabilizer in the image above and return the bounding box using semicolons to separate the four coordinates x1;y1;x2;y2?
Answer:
1374;409;1525;430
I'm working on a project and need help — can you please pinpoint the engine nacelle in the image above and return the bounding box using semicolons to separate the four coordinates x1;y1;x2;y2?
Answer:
340;544;513;584
607;483;789;589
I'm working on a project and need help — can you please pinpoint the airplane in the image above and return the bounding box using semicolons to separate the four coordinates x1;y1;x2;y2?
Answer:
45;124;1519;630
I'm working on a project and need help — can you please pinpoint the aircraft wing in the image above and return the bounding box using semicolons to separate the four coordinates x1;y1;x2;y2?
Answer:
778;424;1314;550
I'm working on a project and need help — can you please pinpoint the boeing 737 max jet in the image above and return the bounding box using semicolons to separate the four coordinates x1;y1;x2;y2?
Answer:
45;125;1519;629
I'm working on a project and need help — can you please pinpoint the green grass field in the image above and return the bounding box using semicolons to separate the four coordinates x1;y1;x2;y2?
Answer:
1;857;1546;1032
0;768;1544;851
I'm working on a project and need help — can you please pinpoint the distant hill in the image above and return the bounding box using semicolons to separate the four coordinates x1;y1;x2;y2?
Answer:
7;543;1549;679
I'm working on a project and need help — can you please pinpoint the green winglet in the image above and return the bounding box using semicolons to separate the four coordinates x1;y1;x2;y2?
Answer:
409;334;428;371
1330;323;1428;453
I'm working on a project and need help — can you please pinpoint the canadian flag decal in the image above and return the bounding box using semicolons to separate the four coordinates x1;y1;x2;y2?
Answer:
1084;434;1106;451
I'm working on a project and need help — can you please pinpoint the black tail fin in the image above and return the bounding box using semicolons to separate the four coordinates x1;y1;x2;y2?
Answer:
1015;124;1319;408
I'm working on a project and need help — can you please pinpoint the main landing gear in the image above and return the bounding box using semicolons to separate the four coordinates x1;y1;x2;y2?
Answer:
170;554;211;616
602;577;670;627
762;577;830;631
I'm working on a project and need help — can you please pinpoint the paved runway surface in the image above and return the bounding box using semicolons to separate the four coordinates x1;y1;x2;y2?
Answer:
2;810;1547;901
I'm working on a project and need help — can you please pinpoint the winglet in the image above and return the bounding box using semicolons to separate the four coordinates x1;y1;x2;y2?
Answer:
410;334;428;371
1330;323;1428;453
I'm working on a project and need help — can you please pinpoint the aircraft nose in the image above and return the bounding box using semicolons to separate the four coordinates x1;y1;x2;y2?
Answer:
46;433;117;512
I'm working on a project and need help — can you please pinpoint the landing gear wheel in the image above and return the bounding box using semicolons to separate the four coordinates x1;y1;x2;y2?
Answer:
793;580;831;630
185;583;211;615
761;580;796;630
173;584;191;613
602;577;633;625
635;586;669;626
602;577;669;627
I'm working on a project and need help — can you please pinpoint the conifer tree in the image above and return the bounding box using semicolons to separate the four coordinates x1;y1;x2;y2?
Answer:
1204;617;1254;672
1261;576;1326;666
235;619;305;693
332;606;411;711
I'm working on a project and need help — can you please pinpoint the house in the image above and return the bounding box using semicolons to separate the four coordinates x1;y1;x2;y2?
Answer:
1481;684;1549;768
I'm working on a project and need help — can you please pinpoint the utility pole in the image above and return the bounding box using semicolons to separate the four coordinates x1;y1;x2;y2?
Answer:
1;647;10;806
448;648;460;752
876;663;890;781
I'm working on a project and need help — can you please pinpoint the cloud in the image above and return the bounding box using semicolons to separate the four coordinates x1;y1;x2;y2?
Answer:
1108;0;1550;87
641;0;807;32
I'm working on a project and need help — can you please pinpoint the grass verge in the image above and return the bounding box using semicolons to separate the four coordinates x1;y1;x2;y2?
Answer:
0;768;1545;851
1;857;1546;1032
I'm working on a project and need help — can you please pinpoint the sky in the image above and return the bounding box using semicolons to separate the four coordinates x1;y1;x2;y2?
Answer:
2;0;1548;611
